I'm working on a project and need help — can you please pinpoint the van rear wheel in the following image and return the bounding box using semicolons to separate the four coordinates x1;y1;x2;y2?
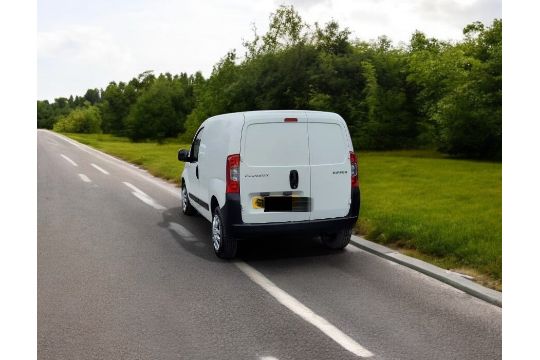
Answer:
321;226;353;250
212;206;238;259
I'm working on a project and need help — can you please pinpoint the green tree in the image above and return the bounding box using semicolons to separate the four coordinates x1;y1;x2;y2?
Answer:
37;100;54;129
125;74;194;141
100;82;131;135
39;6;502;159
243;5;308;58
408;19;501;158
83;88;101;105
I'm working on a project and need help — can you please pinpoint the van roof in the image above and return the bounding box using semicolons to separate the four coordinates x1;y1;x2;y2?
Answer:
243;110;340;118
204;110;343;126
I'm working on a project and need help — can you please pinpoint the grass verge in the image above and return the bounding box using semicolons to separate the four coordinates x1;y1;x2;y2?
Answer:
357;150;501;290
64;133;189;182
62;133;502;290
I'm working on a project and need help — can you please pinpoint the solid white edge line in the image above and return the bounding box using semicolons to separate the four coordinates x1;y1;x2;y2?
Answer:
235;262;374;358
78;174;91;183
60;154;78;167
91;163;109;175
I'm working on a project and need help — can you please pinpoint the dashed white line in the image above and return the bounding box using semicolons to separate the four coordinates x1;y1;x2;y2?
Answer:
235;262;374;358
132;192;166;210
91;163;109;175
123;182;166;210
168;222;198;242
48;131;180;199
78;174;91;183
123;182;144;194
60;154;78;167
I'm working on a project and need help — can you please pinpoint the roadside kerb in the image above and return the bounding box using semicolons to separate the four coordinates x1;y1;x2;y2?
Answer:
350;235;502;307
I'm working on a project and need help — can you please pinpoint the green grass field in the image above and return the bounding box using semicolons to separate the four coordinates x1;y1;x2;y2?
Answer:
63;133;502;289
357;151;501;289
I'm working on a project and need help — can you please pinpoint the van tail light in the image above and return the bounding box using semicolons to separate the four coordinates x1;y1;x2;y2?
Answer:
350;151;359;188
284;117;298;122
226;154;240;193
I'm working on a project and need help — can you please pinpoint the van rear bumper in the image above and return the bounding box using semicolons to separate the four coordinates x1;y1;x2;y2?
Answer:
229;216;358;237
222;187;360;238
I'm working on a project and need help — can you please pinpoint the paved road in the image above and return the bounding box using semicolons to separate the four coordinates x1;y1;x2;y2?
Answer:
37;130;501;360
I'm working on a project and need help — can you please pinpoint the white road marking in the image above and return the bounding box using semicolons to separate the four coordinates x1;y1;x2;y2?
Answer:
123;182;166;210
235;262;374;358
168;222;198;242
48;131;180;199
78;174;91;183
132;192;166;210
123;182;144;194
60;154;78;167
91;163;109;175
260;357;279;360
55;133;85;150
346;245;362;253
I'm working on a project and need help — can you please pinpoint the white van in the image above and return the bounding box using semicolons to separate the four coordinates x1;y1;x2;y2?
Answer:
177;110;360;258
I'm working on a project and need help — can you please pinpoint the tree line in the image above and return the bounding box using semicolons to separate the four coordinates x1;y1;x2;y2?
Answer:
37;6;502;159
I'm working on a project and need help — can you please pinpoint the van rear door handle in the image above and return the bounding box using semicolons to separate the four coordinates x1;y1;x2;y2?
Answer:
196;165;199;179
289;170;298;189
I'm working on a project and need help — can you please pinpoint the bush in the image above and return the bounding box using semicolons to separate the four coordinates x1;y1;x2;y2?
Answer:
53;106;102;133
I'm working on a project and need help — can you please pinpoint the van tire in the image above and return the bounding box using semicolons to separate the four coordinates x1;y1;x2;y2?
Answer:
181;183;196;216
212;206;238;259
321;226;353;250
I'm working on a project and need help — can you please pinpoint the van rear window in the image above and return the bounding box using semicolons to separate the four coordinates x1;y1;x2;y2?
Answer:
308;123;347;165
243;123;309;166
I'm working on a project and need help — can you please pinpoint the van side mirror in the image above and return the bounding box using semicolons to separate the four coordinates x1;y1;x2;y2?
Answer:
177;149;191;162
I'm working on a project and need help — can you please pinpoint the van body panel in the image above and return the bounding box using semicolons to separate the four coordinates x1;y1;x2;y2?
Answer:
306;112;352;220
208;178;226;219
240;111;310;223
184;112;244;221
184;127;205;215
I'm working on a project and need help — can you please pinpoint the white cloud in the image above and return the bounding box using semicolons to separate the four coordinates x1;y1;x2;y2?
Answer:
38;26;135;68
38;26;138;100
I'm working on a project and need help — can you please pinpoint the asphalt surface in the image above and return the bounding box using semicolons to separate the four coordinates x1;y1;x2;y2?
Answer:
37;130;501;360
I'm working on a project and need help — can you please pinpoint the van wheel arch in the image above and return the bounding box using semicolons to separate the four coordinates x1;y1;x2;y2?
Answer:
210;196;219;213
181;179;196;216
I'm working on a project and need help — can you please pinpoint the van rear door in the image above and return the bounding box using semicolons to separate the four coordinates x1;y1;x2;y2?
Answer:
240;112;310;224
306;114;351;220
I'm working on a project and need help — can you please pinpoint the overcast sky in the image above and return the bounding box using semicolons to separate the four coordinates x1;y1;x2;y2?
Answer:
38;0;501;101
